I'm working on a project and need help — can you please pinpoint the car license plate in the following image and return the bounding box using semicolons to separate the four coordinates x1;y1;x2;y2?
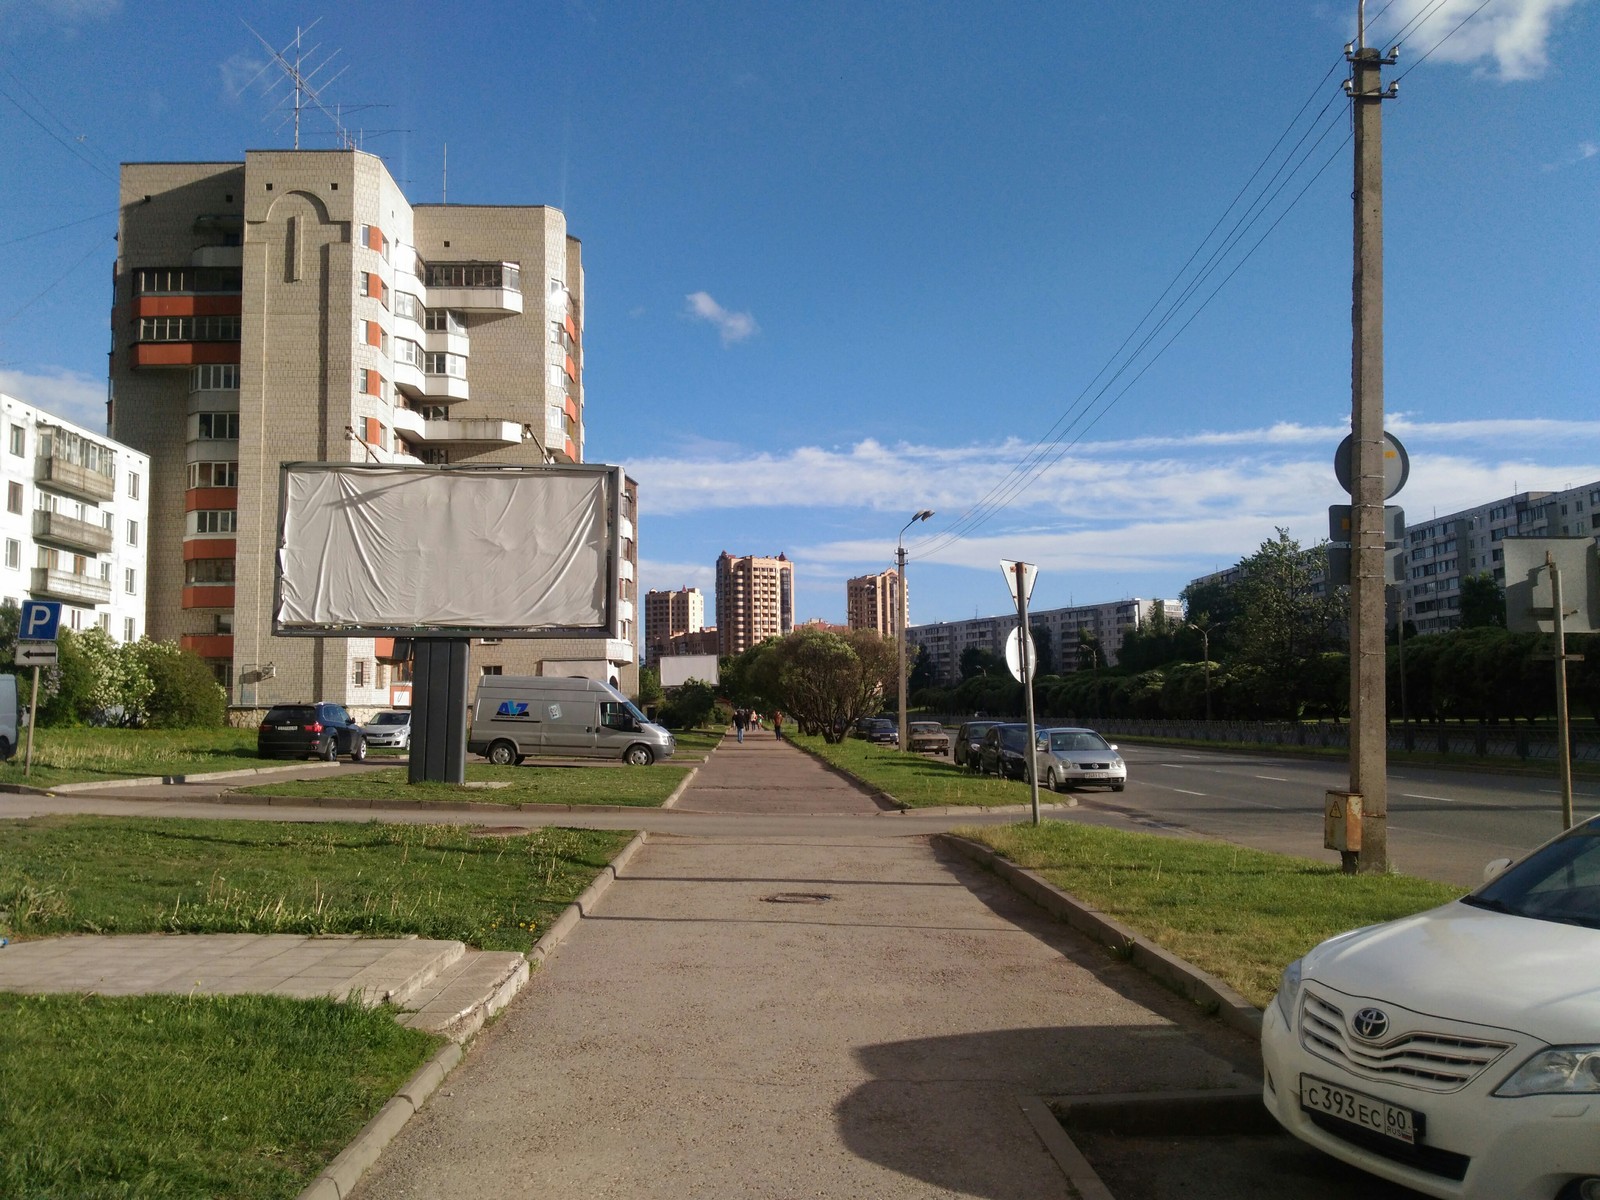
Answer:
277;724;299;731
1300;1075;1417;1145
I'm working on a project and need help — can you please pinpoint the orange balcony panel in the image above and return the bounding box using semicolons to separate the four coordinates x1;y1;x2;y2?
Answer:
563;395;579;423
135;295;242;318
180;634;234;658
131;343;240;368
563;436;578;462
563;354;577;382
564;313;578;342
182;585;235;609
374;637;398;661
183;538;236;561
186;487;238;512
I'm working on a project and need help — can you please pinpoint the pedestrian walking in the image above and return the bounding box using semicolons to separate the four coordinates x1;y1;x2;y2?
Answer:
733;708;747;744
773;712;783;740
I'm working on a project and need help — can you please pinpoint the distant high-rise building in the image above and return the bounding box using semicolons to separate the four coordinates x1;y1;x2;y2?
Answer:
715;551;794;657
643;586;704;667
846;569;902;637
110;148;641;705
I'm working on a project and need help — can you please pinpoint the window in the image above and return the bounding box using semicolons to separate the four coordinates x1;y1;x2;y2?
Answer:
3;539;17;569
124;617;136;642
98;613;110;633
136;315;241;342
100;562;111;582
193;510;238;534
126;519;138;546
423;308;466;334
69;607;82;631
360;272;390;308
190;364;240;391
358;369;387;400
395;338;423;368
214;613;233;634
424;262;519;291
185;559;236;584
6;482;20;514
393;291;420;323
187;461;239;488
197;412;240;440
8;425;22;456
423;352;466;378
125;567;136;594
133;267;241;294
480;664;502;676
353;660;366;687
127;472;140;499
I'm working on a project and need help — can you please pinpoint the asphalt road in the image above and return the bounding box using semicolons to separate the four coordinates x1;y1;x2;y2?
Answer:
1070;743;1593;887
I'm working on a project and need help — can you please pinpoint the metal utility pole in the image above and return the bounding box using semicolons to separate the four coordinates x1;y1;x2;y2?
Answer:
1013;561;1042;826
1548;551;1576;829
1345;5;1398;874
897;510;934;753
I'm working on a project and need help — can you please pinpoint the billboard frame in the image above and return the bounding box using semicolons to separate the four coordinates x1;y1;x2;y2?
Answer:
272;461;624;640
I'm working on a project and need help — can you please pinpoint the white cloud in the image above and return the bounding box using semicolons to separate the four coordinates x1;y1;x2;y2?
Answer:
635;558;716;600
219;52;267;102
1379;0;1584;81
684;291;758;345
0;367;107;431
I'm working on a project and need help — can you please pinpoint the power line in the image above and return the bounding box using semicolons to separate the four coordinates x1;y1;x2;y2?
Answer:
911;58;1354;561
0;52;121;178
1396;0;1499;81
0;235;112;329
0;206;121;249
0;80;118;183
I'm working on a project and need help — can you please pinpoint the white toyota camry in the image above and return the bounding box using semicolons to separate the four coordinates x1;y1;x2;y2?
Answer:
1263;814;1600;1200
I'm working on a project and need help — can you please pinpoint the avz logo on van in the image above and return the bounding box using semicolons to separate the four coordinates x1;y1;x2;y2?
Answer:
496;701;531;718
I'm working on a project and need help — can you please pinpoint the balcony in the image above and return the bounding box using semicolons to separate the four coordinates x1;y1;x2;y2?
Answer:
421;262;523;314
411;418;522;447
31;567;112;605
180;634;234;658
420;371;469;403
33;510;114;554
35;453;115;503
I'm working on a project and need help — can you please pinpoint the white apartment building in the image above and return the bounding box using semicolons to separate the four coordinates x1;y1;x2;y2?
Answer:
907;597;1182;686
0;394;149;641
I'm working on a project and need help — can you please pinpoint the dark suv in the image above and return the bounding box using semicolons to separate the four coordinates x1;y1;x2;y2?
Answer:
953;720;1001;768
257;702;368;762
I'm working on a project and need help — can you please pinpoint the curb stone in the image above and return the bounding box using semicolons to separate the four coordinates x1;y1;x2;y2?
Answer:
660;765;699;809
295;1042;463;1200
295;829;647;1199
935;833;1263;1039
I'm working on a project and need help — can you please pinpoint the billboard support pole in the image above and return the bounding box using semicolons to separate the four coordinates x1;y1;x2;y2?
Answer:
410;639;469;785
1549;552;1574;829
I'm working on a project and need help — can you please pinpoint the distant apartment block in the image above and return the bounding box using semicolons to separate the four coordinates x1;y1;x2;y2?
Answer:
661;628;719;658
643;586;704;667
1185;481;1600;638
111;148;639;707
907;598;1181;686
0;394;149;642
715;551;794;657
846;569;902;637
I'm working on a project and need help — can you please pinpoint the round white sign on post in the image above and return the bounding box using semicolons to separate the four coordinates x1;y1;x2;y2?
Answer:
1334;432;1409;499
1004;628;1038;683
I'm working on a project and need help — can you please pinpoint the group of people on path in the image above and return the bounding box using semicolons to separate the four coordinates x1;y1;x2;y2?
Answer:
731;708;783;743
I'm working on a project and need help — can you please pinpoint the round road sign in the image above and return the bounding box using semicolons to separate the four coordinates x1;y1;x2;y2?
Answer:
1334;432;1409;499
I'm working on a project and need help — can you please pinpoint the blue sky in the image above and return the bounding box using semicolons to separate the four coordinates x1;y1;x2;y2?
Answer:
2;0;1597;627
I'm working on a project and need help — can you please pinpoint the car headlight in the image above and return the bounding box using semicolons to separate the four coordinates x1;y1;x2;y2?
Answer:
1495;1047;1600;1097
1274;958;1303;1028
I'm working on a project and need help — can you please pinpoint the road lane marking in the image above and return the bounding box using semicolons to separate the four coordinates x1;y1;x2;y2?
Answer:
1401;793;1457;802
1254;775;1288;782
1172;788;1207;796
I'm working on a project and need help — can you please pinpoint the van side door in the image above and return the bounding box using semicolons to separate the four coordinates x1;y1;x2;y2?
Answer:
540;699;598;759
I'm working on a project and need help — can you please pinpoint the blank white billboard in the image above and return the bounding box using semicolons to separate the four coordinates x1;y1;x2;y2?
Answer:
660;654;719;688
273;463;623;638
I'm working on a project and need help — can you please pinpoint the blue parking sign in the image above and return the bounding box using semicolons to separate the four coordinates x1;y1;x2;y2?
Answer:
20;600;62;642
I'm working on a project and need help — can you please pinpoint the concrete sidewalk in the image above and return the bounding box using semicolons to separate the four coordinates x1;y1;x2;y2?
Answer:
350;732;1259;1199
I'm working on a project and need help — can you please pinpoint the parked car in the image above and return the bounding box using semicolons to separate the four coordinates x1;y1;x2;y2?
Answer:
859;717;899;745
1263;814;1600;1200
907;721;950;755
361;709;412;750
1033;727;1125;792
975;723;1031;779
954;720;1001;768
257;702;367;762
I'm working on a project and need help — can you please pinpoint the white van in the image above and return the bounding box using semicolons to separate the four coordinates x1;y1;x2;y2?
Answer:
468;676;676;766
0;673;17;760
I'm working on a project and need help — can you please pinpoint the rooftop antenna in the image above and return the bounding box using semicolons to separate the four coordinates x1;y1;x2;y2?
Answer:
442;142;448;204
241;18;355;150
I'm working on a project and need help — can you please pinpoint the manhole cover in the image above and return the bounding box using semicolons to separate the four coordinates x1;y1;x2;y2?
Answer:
762;892;835;904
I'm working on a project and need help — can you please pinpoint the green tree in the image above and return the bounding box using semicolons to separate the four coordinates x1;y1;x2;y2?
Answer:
958;646;1006;683
1075;627;1103;671
907;644;936;693
659;678;717;730
1229;529;1345;718
36;627;99;725
771;627;896;742
1460;572;1507;629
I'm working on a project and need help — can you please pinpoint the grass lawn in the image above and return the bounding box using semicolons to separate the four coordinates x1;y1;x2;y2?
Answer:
0;727;261;788
0;992;439;1200
794;733;1031;808
668;728;723;758
954;821;1465;1008
0;816;634;953
232;761;691;807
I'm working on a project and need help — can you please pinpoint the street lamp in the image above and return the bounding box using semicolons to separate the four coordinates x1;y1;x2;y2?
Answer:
898;509;935;753
1187;619;1223;723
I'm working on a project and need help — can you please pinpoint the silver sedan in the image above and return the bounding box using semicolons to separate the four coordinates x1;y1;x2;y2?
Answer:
1033;727;1126;792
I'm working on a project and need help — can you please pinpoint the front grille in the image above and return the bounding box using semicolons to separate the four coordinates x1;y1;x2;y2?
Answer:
1305;1112;1471;1181
1302;992;1513;1092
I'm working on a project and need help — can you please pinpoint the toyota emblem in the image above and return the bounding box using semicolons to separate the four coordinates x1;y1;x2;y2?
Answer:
1352;1007;1390;1041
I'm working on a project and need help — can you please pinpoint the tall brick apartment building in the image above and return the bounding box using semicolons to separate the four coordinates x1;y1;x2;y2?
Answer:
111;148;637;710
846;568;902;637
714;551;794;657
